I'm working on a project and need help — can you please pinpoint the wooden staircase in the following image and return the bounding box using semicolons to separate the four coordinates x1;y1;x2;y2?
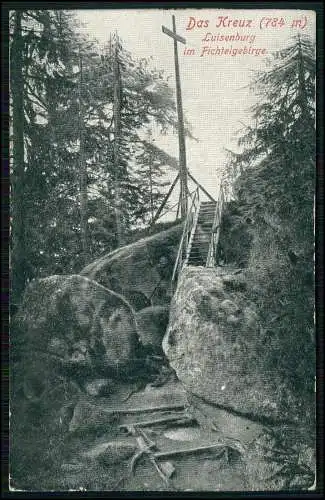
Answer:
186;201;217;266
171;183;225;287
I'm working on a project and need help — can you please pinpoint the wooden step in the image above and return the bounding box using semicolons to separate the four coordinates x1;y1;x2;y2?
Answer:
190;249;209;253
182;200;218;271
196;218;214;223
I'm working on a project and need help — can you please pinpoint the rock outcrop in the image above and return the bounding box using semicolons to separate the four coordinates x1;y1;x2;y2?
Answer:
80;224;182;309
163;266;314;425
162;265;315;490
12;274;141;404
135;305;170;354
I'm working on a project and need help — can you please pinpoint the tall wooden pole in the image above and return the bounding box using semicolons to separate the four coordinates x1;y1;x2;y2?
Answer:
172;15;188;219
162;16;188;219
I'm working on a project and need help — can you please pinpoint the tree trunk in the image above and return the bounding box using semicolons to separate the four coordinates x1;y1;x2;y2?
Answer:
113;38;124;248
78;51;89;265
11;11;27;304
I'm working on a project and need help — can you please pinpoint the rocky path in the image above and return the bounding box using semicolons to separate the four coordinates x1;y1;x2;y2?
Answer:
54;380;251;492
10;259;315;492
11;365;315;492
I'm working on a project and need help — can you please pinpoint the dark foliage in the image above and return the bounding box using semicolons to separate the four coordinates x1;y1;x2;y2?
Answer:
10;10;179;302
224;34;316;421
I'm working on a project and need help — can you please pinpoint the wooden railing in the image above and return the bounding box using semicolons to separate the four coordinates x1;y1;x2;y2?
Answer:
206;183;225;267
171;181;226;287
171;187;200;286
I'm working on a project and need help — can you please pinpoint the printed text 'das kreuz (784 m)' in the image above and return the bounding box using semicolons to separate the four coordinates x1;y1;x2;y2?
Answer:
186;16;254;30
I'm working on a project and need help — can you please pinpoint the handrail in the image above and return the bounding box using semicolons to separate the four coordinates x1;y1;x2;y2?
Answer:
171;187;200;285
183;197;201;267
206;183;225;267
172;180;226;286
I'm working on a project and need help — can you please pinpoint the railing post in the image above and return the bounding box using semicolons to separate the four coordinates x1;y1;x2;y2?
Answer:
206;181;225;268
171;187;201;286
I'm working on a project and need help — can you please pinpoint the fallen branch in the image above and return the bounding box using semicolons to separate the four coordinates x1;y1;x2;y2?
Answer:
109;403;185;415
154;443;227;459
132;436;175;489
119;414;193;431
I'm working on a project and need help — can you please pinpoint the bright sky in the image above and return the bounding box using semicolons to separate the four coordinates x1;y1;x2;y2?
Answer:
75;7;315;217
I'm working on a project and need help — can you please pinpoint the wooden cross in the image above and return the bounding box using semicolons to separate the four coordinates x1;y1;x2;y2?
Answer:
162;15;188;219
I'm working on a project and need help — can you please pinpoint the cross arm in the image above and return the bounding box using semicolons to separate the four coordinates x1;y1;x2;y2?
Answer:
162;25;186;44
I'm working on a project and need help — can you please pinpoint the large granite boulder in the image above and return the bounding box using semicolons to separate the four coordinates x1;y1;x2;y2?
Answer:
162;266;316;490
12;274;141;404
135;305;170;354
80;224;182;309
163;266;314;425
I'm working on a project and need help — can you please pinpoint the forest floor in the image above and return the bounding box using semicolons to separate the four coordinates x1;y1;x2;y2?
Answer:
11;374;250;492
62;380;249;492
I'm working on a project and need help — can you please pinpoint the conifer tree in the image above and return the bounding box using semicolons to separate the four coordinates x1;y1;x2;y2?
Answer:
224;34;316;401
10;10;179;299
